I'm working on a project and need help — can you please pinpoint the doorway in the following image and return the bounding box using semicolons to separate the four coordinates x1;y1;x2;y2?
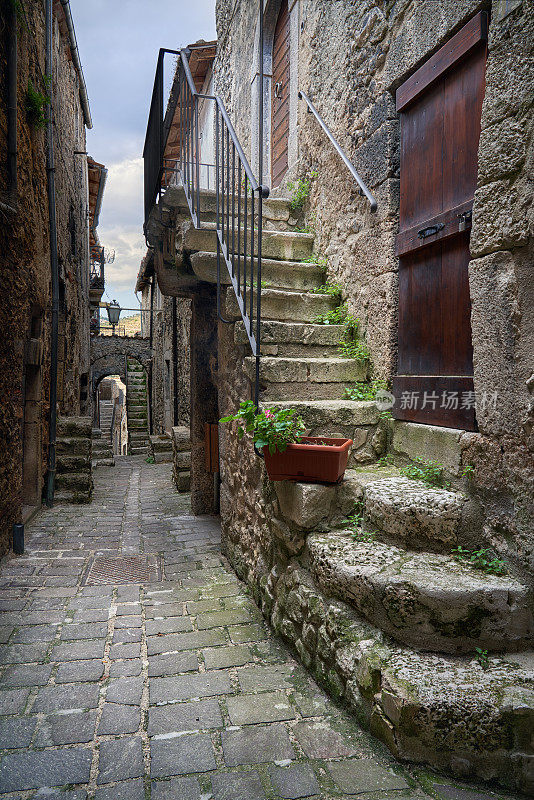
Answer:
271;0;290;187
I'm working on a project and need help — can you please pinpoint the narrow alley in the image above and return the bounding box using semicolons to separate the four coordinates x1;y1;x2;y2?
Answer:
0;457;505;800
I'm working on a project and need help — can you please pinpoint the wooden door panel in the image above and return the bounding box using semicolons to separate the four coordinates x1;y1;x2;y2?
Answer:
394;13;487;432
271;0;290;187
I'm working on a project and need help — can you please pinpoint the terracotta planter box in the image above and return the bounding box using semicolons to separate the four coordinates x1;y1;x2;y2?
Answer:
263;436;353;484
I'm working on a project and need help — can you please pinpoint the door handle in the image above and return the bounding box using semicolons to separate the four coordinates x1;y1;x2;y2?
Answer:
274;82;282;99
418;223;444;239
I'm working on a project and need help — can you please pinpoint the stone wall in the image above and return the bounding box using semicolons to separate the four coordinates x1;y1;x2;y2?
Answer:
0;2;92;553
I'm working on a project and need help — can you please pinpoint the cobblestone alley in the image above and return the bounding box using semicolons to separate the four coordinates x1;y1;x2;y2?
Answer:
0;459;521;800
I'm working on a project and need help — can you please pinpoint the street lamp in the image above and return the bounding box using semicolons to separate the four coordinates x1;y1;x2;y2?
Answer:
106;300;121;335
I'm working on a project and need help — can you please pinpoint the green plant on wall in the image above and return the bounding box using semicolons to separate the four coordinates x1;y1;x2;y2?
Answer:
288;170;318;213
343;379;388;401
451;546;507;576
25;77;50;129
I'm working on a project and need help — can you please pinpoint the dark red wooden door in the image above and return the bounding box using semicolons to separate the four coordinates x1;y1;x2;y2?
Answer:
393;12;488;431
271;0;290;187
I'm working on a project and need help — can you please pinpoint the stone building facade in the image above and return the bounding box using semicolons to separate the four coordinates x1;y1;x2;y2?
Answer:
142;1;533;789
0;1;99;550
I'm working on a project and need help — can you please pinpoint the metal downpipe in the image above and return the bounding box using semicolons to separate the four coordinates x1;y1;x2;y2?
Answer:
45;0;60;507
7;1;17;199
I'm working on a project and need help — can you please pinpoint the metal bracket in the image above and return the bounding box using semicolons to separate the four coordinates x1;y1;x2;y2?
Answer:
418;223;445;239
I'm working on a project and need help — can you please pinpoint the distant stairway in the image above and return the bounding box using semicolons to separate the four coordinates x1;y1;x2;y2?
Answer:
91;428;115;467
126;358;150;455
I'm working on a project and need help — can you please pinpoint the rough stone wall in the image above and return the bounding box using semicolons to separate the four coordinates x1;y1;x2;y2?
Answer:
0;3;91;553
467;0;534;573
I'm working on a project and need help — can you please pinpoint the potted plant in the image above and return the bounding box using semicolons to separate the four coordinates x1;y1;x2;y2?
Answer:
220;401;352;484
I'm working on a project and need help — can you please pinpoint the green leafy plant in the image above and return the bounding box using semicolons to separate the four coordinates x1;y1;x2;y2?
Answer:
451;546;507;576
288;170;318;213
25;77;50;128
220;401;306;455
145;455;155;464
341;504;376;542
399;457;445;487
313;305;348;326
462;464;475;480
311;282;342;298
294;224;315;234
475;647;489;670
344;379;388;401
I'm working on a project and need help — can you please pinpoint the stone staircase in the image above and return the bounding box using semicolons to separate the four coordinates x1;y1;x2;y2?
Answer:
55;417;93;503
98;399;113;442
91;428;114;467
126;358;150;455
149;434;173;463
156;185;534;791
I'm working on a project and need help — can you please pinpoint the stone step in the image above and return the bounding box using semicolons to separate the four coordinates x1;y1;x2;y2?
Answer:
55;471;93;492
244;356;368;401
131;447;150;455
56;437;91;458
166;185;294;224
306;530;533;654
226;288;336;323
92;428;102;439
190;251;325;292
184;224;314;262
57;416;92;438
174;450;191;470
172;426;191;452
235;320;343;358
92;457;115;467
56;455;91;474
175;470;191;492
53;489;92;505
129;420;149;430
267;567;534;792
150;435;172;453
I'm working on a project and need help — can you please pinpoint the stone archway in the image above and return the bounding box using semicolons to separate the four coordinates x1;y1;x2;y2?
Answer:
90;336;152;421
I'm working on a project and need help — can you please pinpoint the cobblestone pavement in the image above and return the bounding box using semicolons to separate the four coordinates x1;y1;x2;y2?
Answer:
0;458;520;800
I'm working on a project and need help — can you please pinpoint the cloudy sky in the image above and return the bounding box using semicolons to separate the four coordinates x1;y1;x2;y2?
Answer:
70;0;217;311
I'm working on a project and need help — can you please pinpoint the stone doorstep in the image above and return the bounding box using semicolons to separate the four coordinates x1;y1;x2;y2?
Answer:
263;562;534;796
163;183;293;220
226;287;336;323
190;250;325;291
306;530;534;654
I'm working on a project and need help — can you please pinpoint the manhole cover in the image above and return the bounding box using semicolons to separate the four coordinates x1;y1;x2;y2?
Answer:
82;555;162;585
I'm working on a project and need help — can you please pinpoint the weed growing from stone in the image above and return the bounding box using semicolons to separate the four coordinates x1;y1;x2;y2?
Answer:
314;303;370;364
380;454;448;488
288;171;318;212
145;455;155;464
343;379;388;401
451;546;507;575
475;647;490;669
310;282;342;298
461;464;475;480
25;77;50;128
303;254;328;268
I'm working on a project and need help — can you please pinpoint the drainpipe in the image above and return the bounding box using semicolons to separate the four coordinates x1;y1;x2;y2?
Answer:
59;0;92;128
148;276;154;435
172;297;179;426
7;1;17;199
45;0;59;507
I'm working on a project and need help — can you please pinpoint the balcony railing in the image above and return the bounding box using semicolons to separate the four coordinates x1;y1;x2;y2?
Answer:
90;245;105;290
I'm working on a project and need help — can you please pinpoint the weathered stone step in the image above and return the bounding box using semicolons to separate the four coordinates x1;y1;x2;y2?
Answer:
56;455;90;474
227;288;336;323
131;447;150;455
54;489;92;505
307;530;533;654
184;224;314;262
190;251;325;292
163;185;294;225
171;426;191;451
92;457;115;467
57;416;92;438
244;357;368;400
235;320;343;357
56;437;91;457
55;471;93;492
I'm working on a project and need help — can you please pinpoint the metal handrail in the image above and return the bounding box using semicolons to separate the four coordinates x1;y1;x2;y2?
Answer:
299;90;377;212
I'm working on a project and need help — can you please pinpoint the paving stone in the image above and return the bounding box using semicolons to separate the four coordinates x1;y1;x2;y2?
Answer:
293;720;360;759
32;790;87;800
238;664;300;692
32;683;100;712
327;759;410;794
210;770;267;800
0;626;14;643
52;640;105;661
228;623;269;643
146;617;193;635
0;716;37;748
0;642;49;663
12;624;58;643
95;778;145;800
34;710;97;745
150;733;216;777
0;663;52;687
71;608;109;623
61;622;108;640
148;698;223;735
430;783;513;800
114;615;143;628
197;608;259;629
0;687;30;714
112;628;143;645
186;599;222;614
109;659;143;677
150;670;231;704
292;689;335;718
145;603;184;618
116;587;141;602
202;644;253;670
146;628;225;655
151;776;201;800
226;691;296;725
269;763;320;798
56;659;104;683
109;642;141;659
97;737;144;783
148;651;198;677
19;611;65;625
98;703;141;735
115;603;141;615
0;747;92;791
106;676;144;705
222;723;296;766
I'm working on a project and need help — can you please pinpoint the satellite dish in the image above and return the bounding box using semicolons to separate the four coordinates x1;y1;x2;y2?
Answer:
104;248;116;264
